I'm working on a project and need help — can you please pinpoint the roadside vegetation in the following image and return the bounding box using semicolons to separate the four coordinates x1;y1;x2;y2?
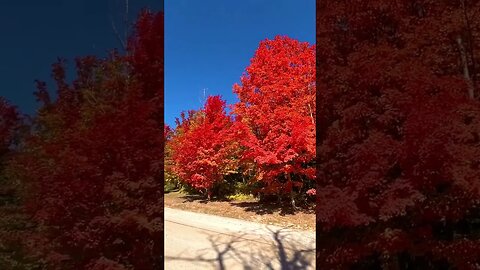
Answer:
165;36;316;211
317;1;480;268
0;10;164;270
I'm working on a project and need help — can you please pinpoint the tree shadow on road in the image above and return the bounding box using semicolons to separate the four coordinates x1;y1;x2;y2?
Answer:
165;227;315;269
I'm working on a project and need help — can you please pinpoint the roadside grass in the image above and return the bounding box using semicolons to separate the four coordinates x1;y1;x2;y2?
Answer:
226;193;255;201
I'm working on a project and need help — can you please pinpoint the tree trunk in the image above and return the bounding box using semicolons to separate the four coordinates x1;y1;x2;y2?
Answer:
461;0;477;95
457;36;475;99
286;174;297;210
290;190;297;210
206;188;211;200
308;103;315;125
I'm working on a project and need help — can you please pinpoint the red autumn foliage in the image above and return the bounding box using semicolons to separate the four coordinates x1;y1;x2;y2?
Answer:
0;98;20;157
317;0;480;268
233;36;316;196
128;10;164;112
169;96;241;198
0;98;24;259
164;124;171;140
10;10;164;269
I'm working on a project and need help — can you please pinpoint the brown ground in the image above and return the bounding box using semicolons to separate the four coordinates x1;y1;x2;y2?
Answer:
164;191;315;231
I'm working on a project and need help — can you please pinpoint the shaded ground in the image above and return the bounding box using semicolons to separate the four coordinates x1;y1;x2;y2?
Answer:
164;191;315;231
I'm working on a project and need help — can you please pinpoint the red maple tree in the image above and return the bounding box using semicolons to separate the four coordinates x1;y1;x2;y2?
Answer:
317;1;480;268
10;10;164;269
169;95;241;199
233;36;316;204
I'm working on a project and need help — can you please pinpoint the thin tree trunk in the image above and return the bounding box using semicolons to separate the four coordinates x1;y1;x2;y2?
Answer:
287;174;297;209
308;103;315;125
461;0;477;94
290;190;297;209
124;0;129;44
457;36;475;99
206;188;211;200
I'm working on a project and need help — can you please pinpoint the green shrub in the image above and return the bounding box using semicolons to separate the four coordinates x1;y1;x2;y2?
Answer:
164;181;177;193
226;193;255;201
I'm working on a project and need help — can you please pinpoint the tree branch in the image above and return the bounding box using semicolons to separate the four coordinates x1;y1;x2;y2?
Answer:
110;14;126;50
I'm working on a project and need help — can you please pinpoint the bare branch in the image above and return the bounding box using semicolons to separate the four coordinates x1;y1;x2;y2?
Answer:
110;14;126;50
124;0;129;44
108;0;129;51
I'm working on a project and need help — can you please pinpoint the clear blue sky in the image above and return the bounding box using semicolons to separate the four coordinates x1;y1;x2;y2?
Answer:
0;0;163;117
165;0;315;127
